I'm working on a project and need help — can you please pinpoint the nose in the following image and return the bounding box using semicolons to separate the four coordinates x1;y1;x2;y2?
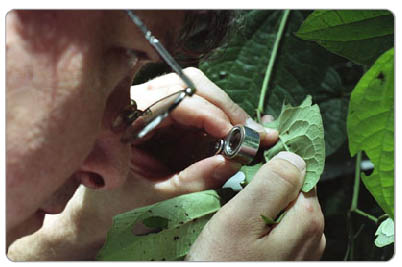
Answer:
78;132;131;190
77;68;134;190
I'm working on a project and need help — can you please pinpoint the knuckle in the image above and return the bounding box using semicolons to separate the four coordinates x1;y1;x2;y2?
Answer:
184;67;206;80
227;98;244;115
304;209;325;238
266;159;303;192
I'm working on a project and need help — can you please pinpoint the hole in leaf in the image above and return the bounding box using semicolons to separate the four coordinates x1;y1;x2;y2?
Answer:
132;216;169;236
377;71;385;83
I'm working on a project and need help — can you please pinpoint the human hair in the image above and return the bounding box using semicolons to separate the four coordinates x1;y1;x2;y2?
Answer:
174;10;239;66
132;10;240;85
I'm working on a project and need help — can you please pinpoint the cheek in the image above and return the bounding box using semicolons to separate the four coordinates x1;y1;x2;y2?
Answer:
6;43;106;230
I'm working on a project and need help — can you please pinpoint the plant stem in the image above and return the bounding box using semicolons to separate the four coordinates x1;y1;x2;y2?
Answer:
257;10;290;122
349;152;378;222
350;151;362;211
345;151;362;260
354;209;378;223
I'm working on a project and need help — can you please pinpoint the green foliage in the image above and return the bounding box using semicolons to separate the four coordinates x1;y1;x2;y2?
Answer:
240;163;262;186
96;190;221;261
264;96;326;192
200;10;348;156
375;218;394;248
261;213;285;226
296;10;394;65
98;10;394;261
347;48;394;219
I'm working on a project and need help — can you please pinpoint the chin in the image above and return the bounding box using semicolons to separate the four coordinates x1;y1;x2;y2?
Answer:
7;210;45;246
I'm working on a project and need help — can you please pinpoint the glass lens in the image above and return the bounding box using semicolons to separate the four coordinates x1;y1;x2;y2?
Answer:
121;90;186;143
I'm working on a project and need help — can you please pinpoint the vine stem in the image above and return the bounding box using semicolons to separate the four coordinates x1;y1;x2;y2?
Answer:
256;10;290;122
350;152;362;211
345;151;362;260
349;152;378;222
345;151;380;260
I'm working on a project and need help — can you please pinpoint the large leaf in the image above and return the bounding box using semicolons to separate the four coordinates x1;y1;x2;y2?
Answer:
200;10;348;156
347;48;394;218
296;10;394;65
264;96;326;192
96;190;222;261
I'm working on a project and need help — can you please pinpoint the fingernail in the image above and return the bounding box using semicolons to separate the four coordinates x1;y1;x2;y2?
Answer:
245;117;265;132
271;151;306;172
261;115;275;124
264;127;278;135
245;117;277;135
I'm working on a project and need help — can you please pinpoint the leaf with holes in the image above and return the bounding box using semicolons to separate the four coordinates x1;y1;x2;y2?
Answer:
347;48;394;218
96;190;221;261
264;95;326;192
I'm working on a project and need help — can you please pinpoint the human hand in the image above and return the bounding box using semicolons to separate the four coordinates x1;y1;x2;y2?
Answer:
7;67;279;260
76;67;279;233
186;151;326;261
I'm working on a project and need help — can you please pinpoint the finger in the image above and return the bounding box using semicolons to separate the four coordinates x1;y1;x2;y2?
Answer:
135;69;278;145
261;187;325;259
169;94;232;138
304;234;326;260
131;83;233;140
140;67;249;125
182;68;278;146
183;68;250;125
208;151;305;239
153;154;241;197
244;117;278;148
261;114;275;124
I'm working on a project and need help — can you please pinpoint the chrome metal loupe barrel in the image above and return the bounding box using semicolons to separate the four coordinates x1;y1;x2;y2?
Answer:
216;125;260;165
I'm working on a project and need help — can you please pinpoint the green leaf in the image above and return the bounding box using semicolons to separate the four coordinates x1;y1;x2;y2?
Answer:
261;212;286;226
347;48;394;218
264;96;326;192
374;218;394;247
296;10;394;65
96;190;221;261
260;214;277;226
200;10;348;156
142;216;169;230
240;163;263;186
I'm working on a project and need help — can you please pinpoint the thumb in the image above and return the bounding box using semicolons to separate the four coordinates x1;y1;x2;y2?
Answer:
206;152;305;239
153;155;241;197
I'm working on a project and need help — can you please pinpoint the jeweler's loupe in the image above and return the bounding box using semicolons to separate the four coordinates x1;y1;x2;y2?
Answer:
215;125;260;165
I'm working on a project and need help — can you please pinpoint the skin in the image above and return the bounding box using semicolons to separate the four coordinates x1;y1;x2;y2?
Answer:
6;10;325;261
6;9;184;245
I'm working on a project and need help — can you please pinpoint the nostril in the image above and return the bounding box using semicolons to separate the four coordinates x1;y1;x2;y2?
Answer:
80;172;105;189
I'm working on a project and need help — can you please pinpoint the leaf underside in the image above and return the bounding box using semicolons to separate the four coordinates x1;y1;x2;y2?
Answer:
374;218;394;247
241;96;325;192
200;10;348;156
96;190;222;261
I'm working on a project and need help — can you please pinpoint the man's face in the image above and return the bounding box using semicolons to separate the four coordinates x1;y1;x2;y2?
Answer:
6;10;185;244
